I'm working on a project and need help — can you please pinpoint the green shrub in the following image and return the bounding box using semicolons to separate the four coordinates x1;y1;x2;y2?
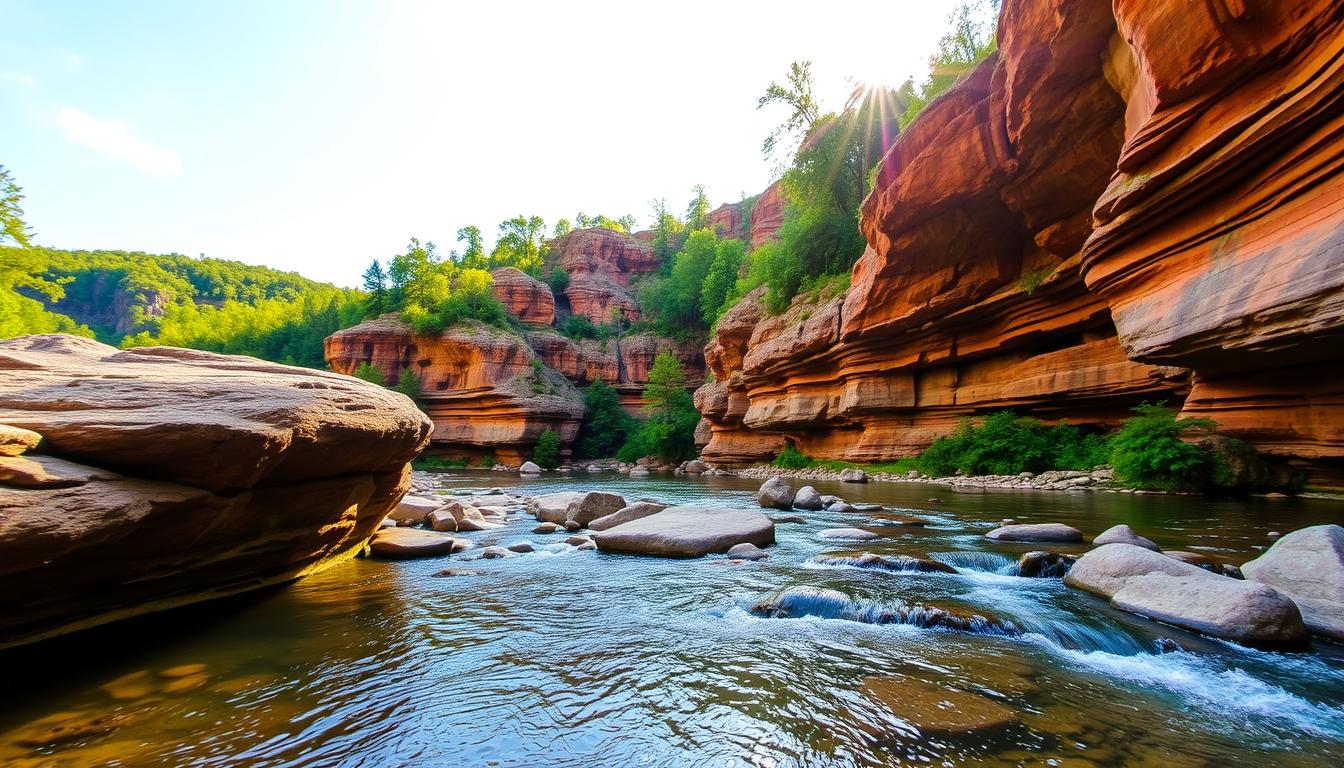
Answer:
478;454;496;468
352;361;384;384
1108;403;1218;492
915;411;1110;476
394;368;422;403
414;455;469;469
560;314;599;339
772;445;815;469
532;428;561;469
549;267;569;294
575;379;636;459
618;352;700;462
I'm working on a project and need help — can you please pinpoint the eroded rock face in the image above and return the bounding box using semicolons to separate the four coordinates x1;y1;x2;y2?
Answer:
696;0;1344;482
325;315;583;463
0;334;432;649
490;267;555;327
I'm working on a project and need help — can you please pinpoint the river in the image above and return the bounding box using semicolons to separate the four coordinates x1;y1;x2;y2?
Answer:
3;471;1342;767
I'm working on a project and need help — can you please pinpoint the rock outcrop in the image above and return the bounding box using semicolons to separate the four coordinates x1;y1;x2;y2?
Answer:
550;227;660;324
0;334;432;649
695;0;1344;483
325;315;583;463
490;267;554;327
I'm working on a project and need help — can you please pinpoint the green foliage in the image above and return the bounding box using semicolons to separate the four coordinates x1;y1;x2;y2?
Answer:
394;368;422;403
1108;403;1218;492
575;379;636;459
455;226;488;270
549;266;570;294
899;2;999;128
757;60;821;162
373;238;509;336
1;166;33;247
490;215;547;274
645;228;719;330
772;445;815;469
915;412;1110;476
352;361;384;384
649;197;687;267
686;185;711;230
559;314;598;339
532;428;561;469
700;239;745;325
574;213;636;233
618;351;700;462
1017;265;1054;294
414;455;471;470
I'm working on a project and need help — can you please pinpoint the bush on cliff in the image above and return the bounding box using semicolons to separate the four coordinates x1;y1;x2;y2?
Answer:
532;429;561;469
352;362;384;385
364;238;510;335
916;412;1109;476
394;368;422;404
617;352;699;462
575;379;635;459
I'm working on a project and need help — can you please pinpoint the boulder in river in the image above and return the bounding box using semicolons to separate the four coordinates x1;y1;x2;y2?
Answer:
1092;524;1159;551
840;468;867;483
565;491;627;526
756;476;794;510
593;505;775;557
1242;524;1344;642
629;466;650;477
752;587;1016;635
528;491;585;523
588;501;669;531
1111;572;1309;650
793;485;823;510
1016;551;1076;578
519;461;541;475
0;334;432;649
1064;543;1206;598
809;553;956;574
726;542;769;561
369;528;465;559
389;495;440;525
819;528;879;541
985;523;1083;543
532;522;562;534
426;509;458;532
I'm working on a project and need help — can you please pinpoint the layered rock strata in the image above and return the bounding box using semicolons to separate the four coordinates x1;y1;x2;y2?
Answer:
0;334;432;648
698;0;1344;482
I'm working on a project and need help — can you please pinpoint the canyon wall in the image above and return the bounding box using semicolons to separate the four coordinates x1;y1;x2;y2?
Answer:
699;0;1344;484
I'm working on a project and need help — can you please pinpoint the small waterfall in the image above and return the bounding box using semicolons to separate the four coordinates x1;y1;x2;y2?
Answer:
930;551;1019;575
750;587;1020;637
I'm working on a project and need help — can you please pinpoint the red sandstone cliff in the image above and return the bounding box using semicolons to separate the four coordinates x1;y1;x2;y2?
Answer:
698;0;1344;483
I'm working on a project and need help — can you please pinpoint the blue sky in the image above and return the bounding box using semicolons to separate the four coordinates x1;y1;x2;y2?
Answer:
2;0;970;285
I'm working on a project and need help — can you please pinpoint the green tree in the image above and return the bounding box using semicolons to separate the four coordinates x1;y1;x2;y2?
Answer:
900;2;998;128
619;351;700;462
552;218;572;239
1;166;33;247
361;260;388;316
575;379;635;458
491;215;547;274
456;226;487;270
757;60;821;162
1108;403;1219;492
700;239;745;325
649;197;685;267
532;428;561;468
686;185;711;230
352;361;384;384
394;367;422;403
652;228;719;330
549;266;570;294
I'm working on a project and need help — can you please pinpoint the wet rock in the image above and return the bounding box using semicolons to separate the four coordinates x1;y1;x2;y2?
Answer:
866;515;929;527
454;516;502;532
160;663;207;678
431;568;483;577
726;542;769;561
810;552;956;574
12;709;142;748
528;491;586;523
519;461;541;475
1093;524;1159;551
629;466;650;477
819;528;879;541
100;671;153;700
830;502;857;513
928;497;943;503
563;520;583;532
1242;524;1344;642
577;541;598;551
481;546;510;559
1162;550;1223;571
756;476;794;510
861;676;1018;735
771;514;807;524
1064;544;1208;598
851;503;883;512
593;505;775;558
1016;551;1076;578
426;509;458;533
506;542;534;553
840;468;867;483
588;501;669;531
163;673;209;693
793;485;823;510
566;491;628;526
985;523;1083;543
532;522;562;534
1111;572;1309;650
389;495;440;526
369;528;463;559
752;587;1016;635
566;535;592;547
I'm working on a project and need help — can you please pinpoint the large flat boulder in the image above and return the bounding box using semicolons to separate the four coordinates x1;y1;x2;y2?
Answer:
528;491;585;523
565;491;627;526
593;505;775;558
368;528;466;559
1242;525;1344;642
1064;543;1206;598
0;334;433;649
1111;572;1309;650
985;523;1083;543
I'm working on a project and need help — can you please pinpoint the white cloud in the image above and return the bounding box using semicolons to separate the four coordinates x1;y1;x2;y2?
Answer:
57;107;183;177
4;72;35;86
60;49;86;72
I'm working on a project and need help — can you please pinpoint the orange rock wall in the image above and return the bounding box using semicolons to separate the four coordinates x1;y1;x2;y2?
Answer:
699;0;1344;483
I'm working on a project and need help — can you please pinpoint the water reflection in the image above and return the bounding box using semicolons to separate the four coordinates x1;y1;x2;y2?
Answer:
1;471;1342;766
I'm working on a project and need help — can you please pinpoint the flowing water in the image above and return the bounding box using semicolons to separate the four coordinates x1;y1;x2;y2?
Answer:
3;472;1343;767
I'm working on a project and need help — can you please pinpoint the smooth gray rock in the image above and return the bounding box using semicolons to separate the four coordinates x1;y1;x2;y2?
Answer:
1111;572;1308;649
519;461;541;475
566;491;628;526
793;486;823;510
629;466;650;477
726;542;769;561
985;523;1083;543
840;468;867;483
756;477;794;510
1242;524;1344;642
588;501;669;531
1064;543;1206;598
368;528;465;559
1093;524;1159;551
387;495;439;525
532;522;562;534
426;509;458;533
819;528;879;541
528;491;585;523
593;505;775;558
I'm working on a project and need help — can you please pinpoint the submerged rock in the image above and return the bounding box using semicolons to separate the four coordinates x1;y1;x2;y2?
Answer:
532;522;562;534
1093;524;1159;551
860;676;1017;735
593;505;775;557
752;586;1016;636
588;501;669;531
756;476;794;510
726;542;769;561
810;552;956;574
1242;524;1344;642
506;542;535;553
0;335;432;648
985;523;1083;543
819;528;879;541
481;546;510;559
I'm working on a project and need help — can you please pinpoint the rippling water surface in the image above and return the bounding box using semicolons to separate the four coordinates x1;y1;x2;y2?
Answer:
3;473;1343;767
